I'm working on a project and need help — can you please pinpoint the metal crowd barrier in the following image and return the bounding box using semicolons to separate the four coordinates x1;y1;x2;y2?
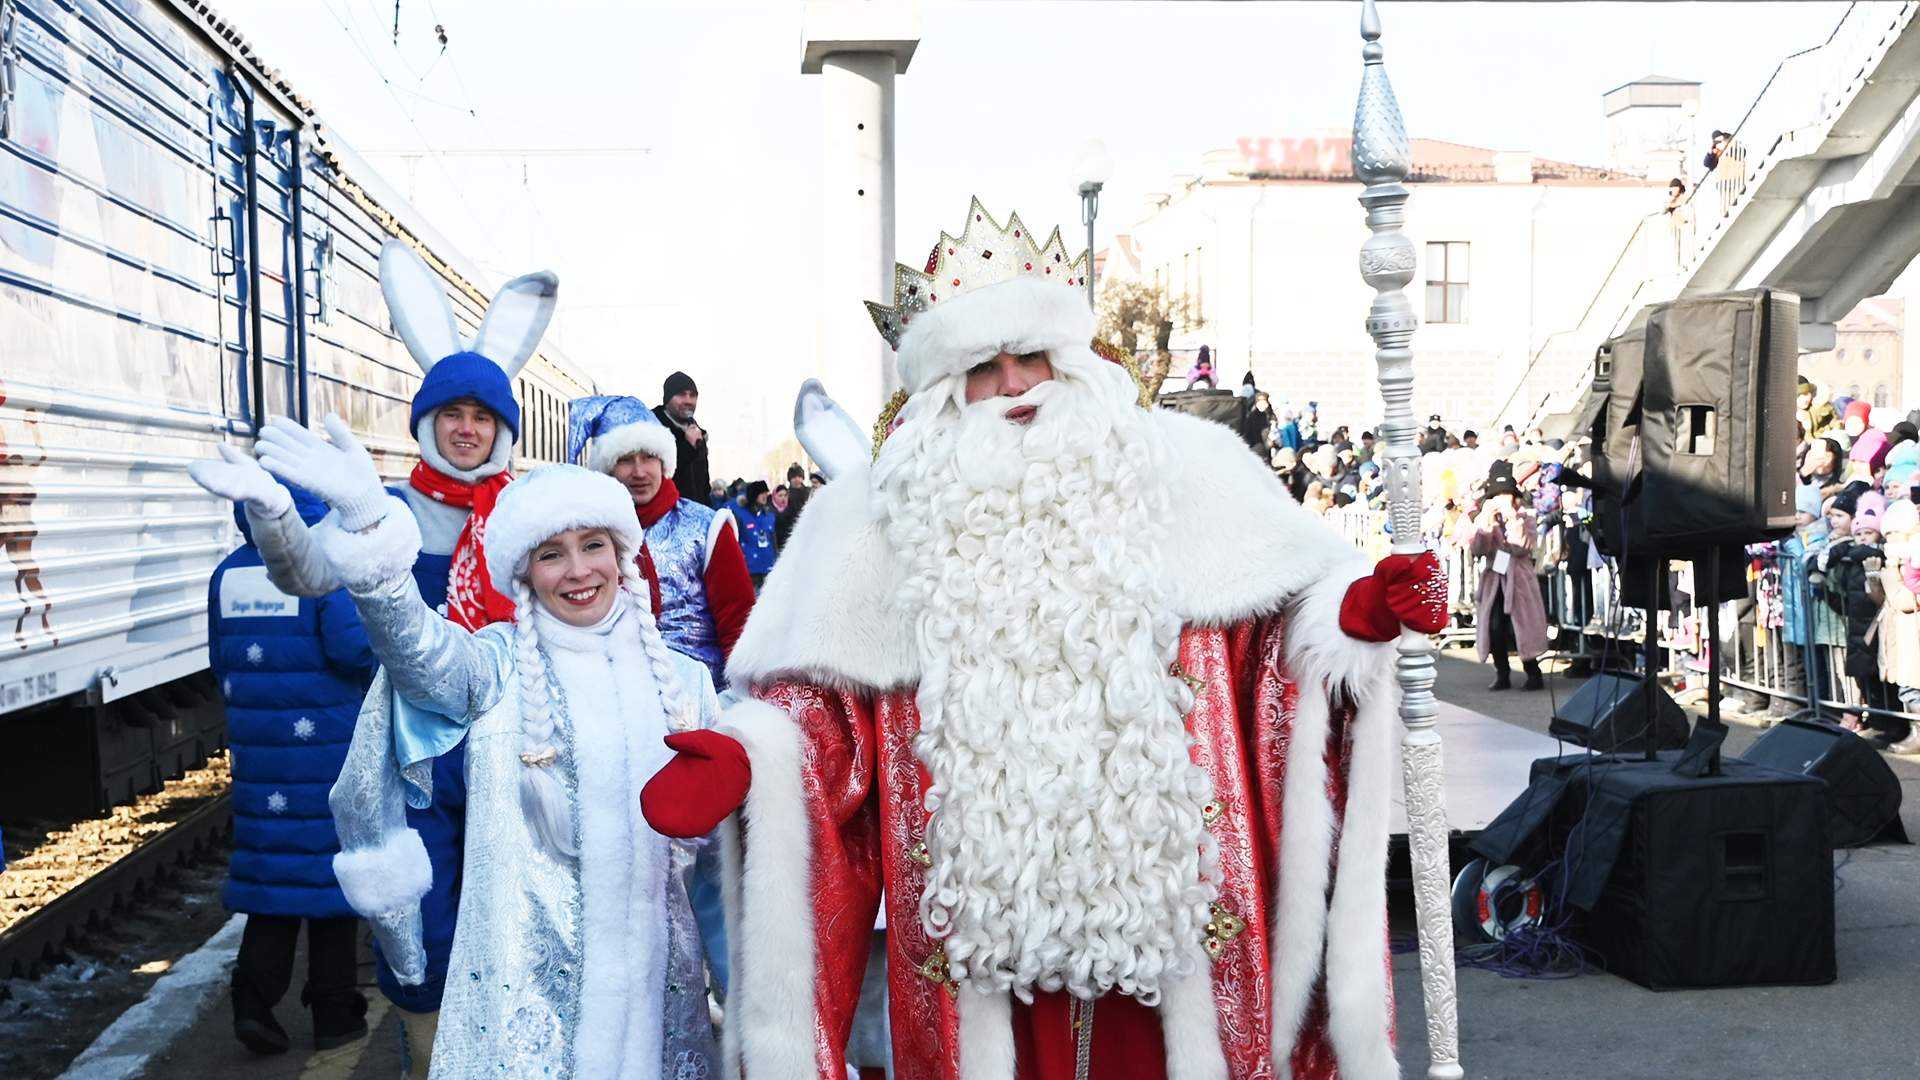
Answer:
1322;501;1920;731
1539;544;1919;729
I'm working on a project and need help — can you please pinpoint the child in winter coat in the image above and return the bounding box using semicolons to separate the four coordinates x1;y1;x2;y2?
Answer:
1822;490;1905;745
200;420;724;1078
1875;499;1920;754
209;483;376;1055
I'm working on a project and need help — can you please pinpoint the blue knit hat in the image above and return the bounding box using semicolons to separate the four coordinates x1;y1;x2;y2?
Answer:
567;394;677;475
379;241;558;448
410;352;521;440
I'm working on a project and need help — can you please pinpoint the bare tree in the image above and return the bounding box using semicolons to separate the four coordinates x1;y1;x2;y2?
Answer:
1096;279;1203;399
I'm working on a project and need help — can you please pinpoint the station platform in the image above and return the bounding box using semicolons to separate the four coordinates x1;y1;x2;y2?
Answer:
1389;698;1560;838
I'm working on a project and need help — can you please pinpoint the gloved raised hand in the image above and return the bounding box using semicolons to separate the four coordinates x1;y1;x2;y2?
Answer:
641;730;751;838
187;443;291;517
256;414;388;531
1339;550;1450;642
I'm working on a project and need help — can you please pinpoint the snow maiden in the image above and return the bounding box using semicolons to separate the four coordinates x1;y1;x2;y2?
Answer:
195;421;720;1079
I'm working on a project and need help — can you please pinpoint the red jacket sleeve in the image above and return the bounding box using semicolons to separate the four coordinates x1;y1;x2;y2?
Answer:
704;517;756;658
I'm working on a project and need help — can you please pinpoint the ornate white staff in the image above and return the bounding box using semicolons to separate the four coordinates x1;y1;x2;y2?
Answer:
1352;2;1463;1077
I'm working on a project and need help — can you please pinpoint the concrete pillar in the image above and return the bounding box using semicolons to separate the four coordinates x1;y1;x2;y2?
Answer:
803;1;921;429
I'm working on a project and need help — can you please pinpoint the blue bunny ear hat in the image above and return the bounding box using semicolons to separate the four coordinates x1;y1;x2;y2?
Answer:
566;394;677;476
379;240;559;454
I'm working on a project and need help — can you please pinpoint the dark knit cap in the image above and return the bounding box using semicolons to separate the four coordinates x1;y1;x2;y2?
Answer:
1831;481;1870;517
663;371;698;400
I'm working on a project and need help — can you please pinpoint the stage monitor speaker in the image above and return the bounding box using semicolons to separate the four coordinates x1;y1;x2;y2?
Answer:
1740;718;1907;848
1638;289;1800;549
1549;670;1690;753
1527;753;1835;990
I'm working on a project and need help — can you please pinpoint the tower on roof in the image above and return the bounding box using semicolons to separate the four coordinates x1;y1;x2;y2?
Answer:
1603;75;1701;181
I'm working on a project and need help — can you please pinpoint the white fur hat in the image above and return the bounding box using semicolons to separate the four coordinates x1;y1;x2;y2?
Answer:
894;276;1095;395
484;464;643;594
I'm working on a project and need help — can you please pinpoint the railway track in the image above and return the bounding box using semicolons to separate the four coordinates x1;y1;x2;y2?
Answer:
1;765;233;981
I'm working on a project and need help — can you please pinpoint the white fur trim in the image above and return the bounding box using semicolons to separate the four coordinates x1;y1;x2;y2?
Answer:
954;988;1015;1080
312;496;423;592
1283;563;1396;707
1160;960;1230;1080
561;609;670;1080
728;409;1372;692
1322;686;1400;1079
332;829;431;916
1155;410;1375;627
483;465;644;594
725;464;916;691
585;420;677;476
896;276;1095;395
715;698;817;1078
1266;685;1337;1069
704;510;733;573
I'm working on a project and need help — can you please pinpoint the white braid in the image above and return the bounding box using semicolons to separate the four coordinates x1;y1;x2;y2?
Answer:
512;578;577;859
617;555;699;732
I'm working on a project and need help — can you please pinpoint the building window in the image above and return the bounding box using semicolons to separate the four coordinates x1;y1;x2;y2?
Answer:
1875;383;1891;407
1865;348;1875;363
1425;242;1469;324
1835;348;1848;365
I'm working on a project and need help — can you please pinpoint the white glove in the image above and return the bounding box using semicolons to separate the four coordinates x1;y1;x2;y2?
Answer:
256;414;388;531
188;444;293;517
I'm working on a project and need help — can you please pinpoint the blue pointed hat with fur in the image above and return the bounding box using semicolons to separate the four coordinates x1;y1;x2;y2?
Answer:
567;394;678;475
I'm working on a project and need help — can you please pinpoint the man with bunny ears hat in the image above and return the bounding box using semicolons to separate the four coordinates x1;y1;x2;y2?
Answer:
640;200;1448;1079
190;239;556;1075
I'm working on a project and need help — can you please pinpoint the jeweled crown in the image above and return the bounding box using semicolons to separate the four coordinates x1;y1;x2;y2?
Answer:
865;197;1091;349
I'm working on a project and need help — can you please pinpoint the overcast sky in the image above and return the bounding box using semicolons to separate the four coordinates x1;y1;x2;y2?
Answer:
211;0;1855;473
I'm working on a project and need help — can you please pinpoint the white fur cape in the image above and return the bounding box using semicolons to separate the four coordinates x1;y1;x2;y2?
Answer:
719;408;1400;1079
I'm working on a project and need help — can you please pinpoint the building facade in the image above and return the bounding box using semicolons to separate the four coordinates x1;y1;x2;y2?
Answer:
1799;296;1904;413
1107;134;1663;427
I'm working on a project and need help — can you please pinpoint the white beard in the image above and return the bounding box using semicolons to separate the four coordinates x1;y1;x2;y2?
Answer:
873;362;1218;1005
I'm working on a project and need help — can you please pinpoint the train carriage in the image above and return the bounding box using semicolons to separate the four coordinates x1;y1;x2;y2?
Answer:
0;0;587;813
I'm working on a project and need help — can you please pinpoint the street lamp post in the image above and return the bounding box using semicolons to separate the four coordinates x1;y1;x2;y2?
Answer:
1073;138;1112;309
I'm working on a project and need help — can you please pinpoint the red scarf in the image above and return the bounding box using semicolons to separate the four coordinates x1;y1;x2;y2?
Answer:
410;462;517;630
636;478;681;528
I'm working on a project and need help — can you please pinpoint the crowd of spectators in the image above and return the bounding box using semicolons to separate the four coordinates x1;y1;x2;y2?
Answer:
1247;375;1920;755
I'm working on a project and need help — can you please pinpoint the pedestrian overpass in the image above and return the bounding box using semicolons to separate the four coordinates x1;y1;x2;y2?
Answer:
1498;0;1920;431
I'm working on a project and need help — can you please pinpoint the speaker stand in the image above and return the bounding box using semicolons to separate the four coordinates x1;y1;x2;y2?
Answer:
1673;546;1728;778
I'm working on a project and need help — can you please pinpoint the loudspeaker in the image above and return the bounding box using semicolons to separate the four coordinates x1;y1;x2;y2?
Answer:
1587;289;1799;557
1549;670;1690;753
1525;753;1835;990
1639;290;1800;547
1740;718;1907;848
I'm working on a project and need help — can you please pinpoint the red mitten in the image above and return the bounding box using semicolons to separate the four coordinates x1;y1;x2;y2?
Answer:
1339;551;1449;642
641;730;751;838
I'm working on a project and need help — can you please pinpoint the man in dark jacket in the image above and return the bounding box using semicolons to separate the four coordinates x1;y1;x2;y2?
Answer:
775;463;811;550
655;370;712;499
210;483;376;1055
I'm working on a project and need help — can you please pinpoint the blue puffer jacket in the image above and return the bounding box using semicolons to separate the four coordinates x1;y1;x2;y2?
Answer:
738;505;778;575
211;489;377;919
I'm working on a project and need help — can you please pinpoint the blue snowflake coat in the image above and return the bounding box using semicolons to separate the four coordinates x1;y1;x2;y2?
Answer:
211;493;377;919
